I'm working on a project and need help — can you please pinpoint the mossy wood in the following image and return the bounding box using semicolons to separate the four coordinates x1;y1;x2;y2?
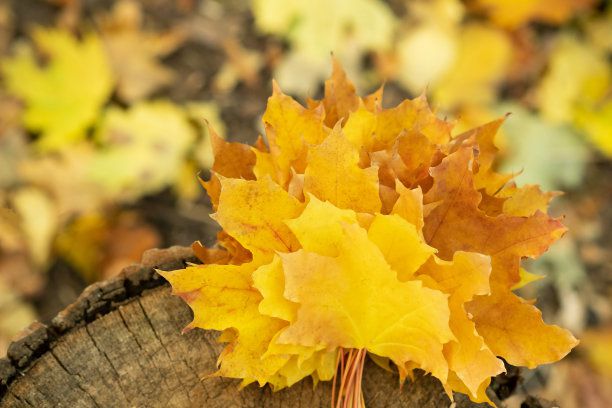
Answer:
0;247;520;407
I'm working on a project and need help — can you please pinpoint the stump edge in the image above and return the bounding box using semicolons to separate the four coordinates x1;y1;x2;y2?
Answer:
0;245;197;398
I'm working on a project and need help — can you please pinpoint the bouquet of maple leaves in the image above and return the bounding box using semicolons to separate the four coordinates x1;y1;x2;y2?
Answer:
161;61;578;407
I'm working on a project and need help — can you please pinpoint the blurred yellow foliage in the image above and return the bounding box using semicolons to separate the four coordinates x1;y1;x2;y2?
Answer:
537;36;611;156
471;0;595;28
55;212;160;281
575;101;612;156
11;188;58;267
19;144;103;216
433;24;512;109
1;29;114;151
253;0;395;55
97;0;185;102
89;101;196;202
581;329;612;379
253;0;396;93
538;36;610;123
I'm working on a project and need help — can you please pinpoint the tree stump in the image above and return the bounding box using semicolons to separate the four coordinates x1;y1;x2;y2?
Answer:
0;247;533;407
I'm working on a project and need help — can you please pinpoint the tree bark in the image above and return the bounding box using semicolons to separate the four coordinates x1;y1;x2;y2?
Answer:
0;247;522;407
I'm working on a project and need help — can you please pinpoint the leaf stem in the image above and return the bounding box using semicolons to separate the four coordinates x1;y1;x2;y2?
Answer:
331;348;366;408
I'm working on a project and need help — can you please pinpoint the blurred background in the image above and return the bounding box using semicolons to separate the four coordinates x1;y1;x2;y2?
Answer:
0;0;610;406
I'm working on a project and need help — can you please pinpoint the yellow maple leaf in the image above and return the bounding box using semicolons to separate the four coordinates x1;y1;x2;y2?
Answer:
284;194;357;257
1;28;113;151
499;184;561;217
159;260;291;387
312;57;383;128
276;223;453;382
303;127;381;213
367;213;436;281
162;61;578;407
391;184;426;234
468;291;579;368
417;252;504;401
212;177;303;259
423;147;567;288
343;94;452;150
262;82;328;179
202;128;257;209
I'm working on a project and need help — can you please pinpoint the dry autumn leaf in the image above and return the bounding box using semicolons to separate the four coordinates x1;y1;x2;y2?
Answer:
19;143;105;217
10;187;58;267
0;196;45;298
55;211;161;282
1;28;114;151
97;0;185;103
0;128;28;190
89;100;196;202
161;61;578;407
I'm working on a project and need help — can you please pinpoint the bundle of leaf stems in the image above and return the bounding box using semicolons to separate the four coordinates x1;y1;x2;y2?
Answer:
332;348;367;408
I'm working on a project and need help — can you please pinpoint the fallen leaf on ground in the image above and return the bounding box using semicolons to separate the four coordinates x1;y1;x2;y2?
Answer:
1;28;114;151
89;100;196;202
11;187;58;267
55;211;161;281
0;129;28;189
19;143;105;217
213;38;263;93
96;0;185;102
0;198;45;297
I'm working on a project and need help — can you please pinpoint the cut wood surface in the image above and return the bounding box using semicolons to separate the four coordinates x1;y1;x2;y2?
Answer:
0;247;544;407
